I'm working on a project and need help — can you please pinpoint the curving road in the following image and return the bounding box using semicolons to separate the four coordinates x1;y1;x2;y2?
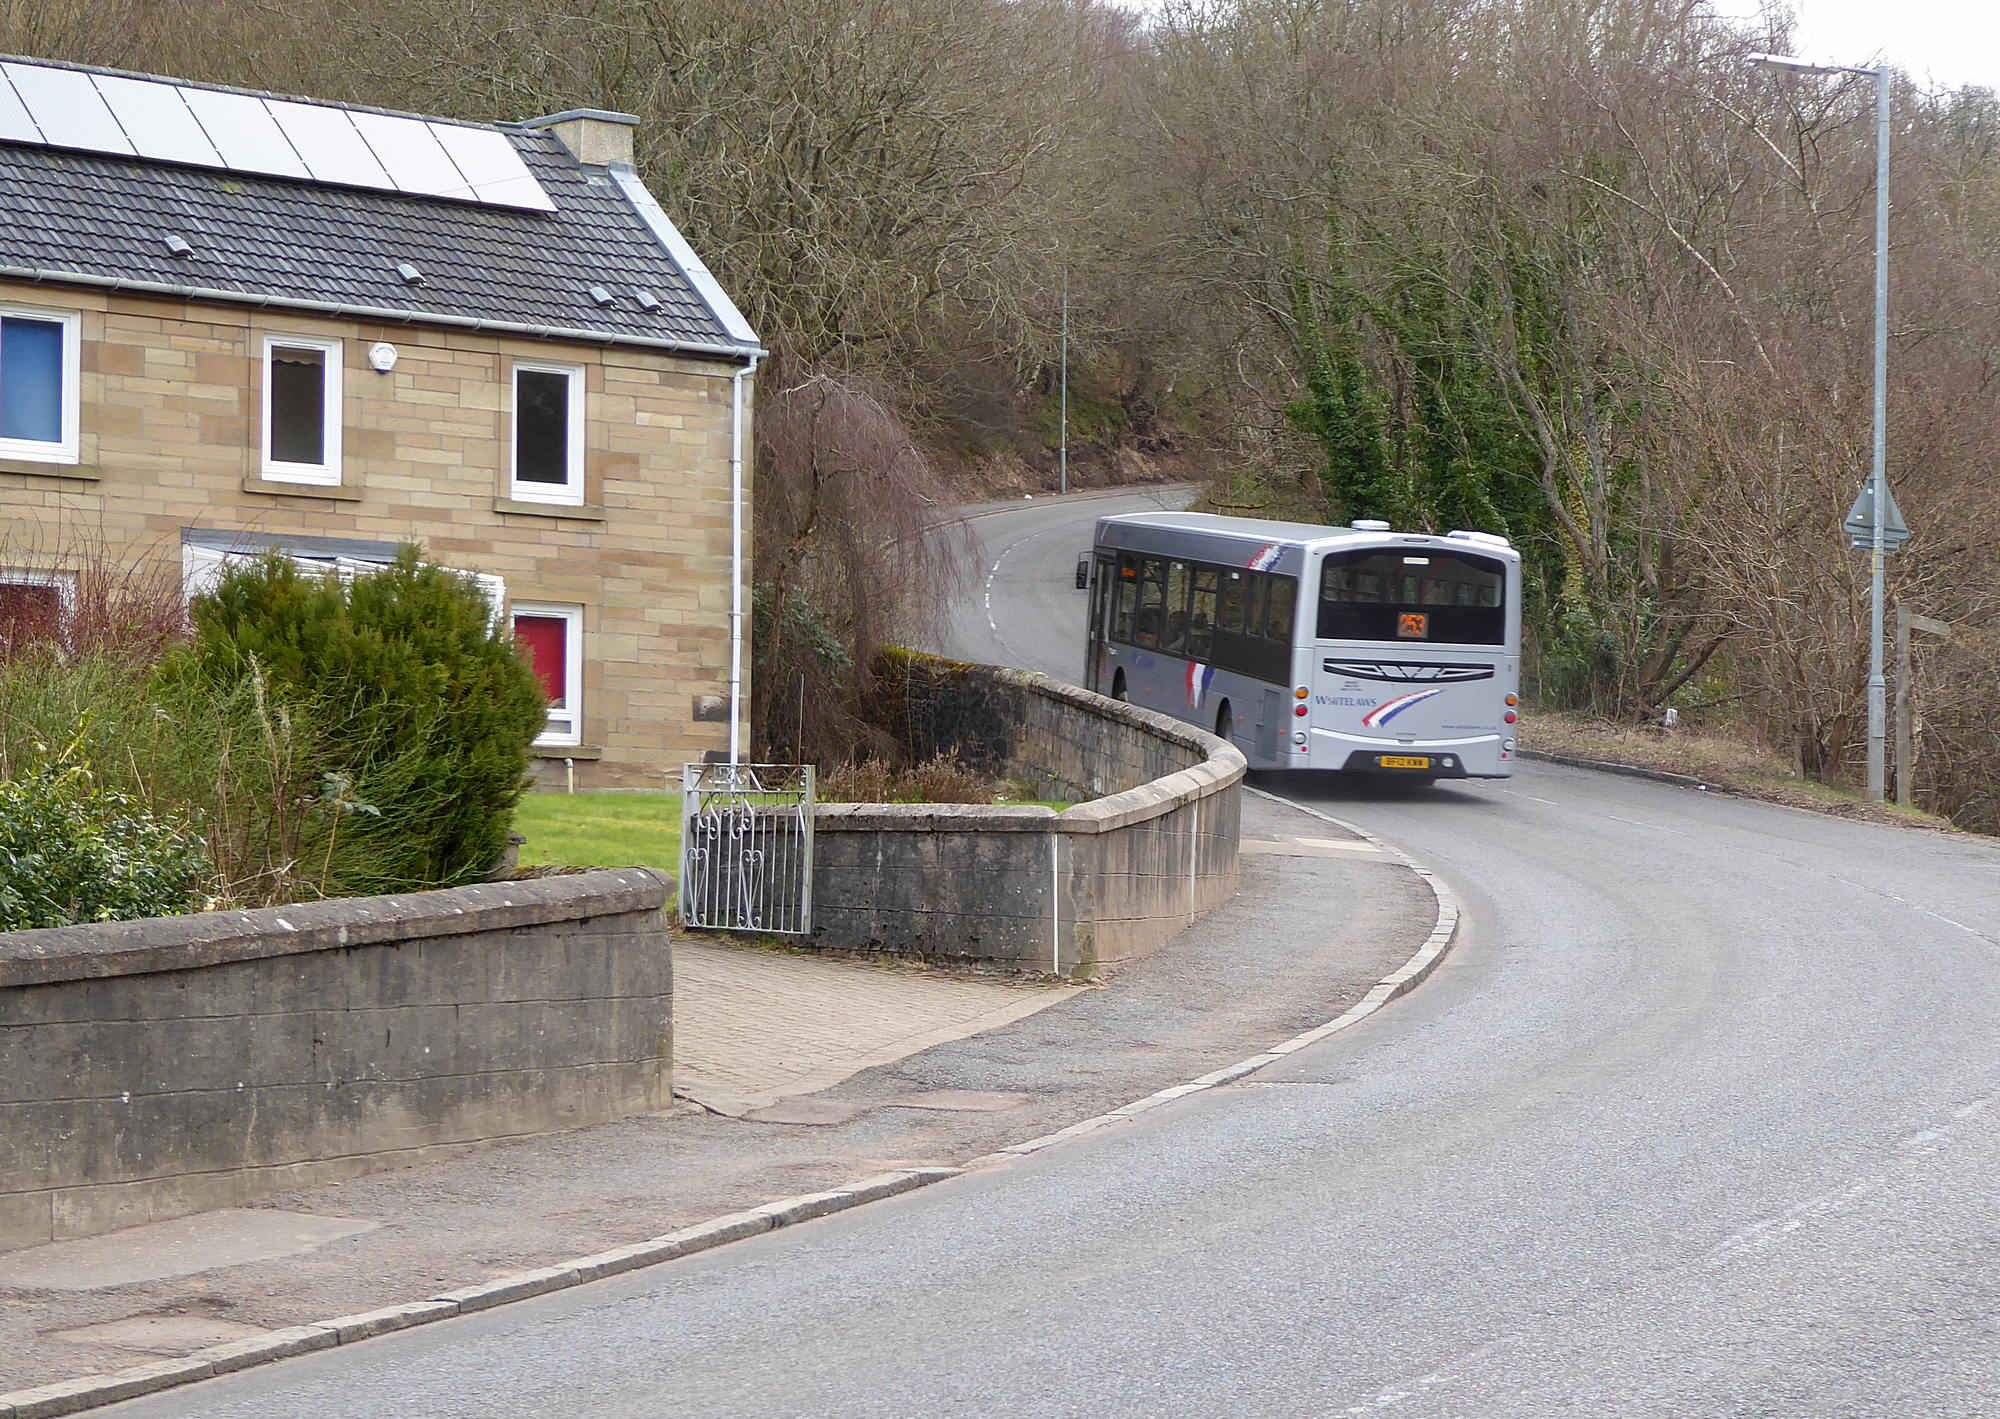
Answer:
105;491;2000;1417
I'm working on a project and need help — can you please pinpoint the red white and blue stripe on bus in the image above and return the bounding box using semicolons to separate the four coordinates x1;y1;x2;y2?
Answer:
1185;661;1215;708
1361;687;1446;729
1247;542;1283;571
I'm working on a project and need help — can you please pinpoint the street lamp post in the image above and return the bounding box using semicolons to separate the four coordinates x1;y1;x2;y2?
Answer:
1748;53;1892;801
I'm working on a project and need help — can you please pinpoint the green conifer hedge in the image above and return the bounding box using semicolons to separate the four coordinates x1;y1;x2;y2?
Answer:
187;547;548;895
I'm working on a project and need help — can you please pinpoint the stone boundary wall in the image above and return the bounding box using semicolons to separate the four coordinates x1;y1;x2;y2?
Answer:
0;869;671;1253
809;655;1244;978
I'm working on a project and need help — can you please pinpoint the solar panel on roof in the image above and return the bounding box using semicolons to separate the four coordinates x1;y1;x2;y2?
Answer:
427;123;547;207
179;87;309;179
0;71;39;143
0;63;554;212
3;63;133;155
267;100;389;190
347;111;465;198
95;74;222;166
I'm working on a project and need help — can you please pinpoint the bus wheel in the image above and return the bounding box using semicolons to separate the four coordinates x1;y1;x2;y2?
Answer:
1111;670;1127;702
1214;700;1232;740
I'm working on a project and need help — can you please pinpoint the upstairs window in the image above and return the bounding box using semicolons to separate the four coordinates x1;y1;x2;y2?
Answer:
511;361;584;504
262;335;342;484
512;602;583;747
0;306;81;463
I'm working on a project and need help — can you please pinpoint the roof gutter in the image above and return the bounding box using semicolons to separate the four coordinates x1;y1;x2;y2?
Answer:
0;264;766;362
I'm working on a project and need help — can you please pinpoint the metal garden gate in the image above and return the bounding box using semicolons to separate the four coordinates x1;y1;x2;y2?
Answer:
678;763;815;934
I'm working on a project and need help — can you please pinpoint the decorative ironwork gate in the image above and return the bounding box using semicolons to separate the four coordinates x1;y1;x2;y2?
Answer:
679;763;815;934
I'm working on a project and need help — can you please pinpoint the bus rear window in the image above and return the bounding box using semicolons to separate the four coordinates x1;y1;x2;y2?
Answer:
1316;549;1505;645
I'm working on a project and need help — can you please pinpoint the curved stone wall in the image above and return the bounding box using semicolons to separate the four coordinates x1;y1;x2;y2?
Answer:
807;654;1245;979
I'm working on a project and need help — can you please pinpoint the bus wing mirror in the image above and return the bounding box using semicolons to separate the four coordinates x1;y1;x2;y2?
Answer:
1075;556;1090;589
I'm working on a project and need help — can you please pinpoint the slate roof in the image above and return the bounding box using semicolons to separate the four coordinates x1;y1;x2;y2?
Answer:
0;59;759;356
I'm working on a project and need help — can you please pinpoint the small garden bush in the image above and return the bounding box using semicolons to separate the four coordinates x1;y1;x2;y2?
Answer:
183;547;548;895
0;746;211;931
0;541;551;926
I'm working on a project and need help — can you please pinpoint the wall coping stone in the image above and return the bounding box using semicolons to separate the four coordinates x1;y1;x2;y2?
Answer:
0;868;671;989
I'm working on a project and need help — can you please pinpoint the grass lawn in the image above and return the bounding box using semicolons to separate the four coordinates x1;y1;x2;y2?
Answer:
512;792;682;874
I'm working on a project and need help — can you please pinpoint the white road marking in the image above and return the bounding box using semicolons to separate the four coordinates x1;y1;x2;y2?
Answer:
1497;788;1557;805
1600;812;1687;836
1826;873;1999;948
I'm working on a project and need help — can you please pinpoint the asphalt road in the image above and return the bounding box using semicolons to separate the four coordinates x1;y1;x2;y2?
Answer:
105;491;2000;1417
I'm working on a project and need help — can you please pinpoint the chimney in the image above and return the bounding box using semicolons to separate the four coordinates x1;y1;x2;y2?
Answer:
518;108;639;168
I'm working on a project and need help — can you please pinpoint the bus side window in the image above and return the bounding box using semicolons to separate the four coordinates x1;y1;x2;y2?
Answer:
1162;560;1191;655
1266;576;1297;639
1217;571;1246;634
1188;567;1219;662
1135;557;1166;649
1113;553;1139;644
1244;574;1267;644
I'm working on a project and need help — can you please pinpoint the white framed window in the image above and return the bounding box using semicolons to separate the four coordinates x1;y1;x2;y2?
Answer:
511;602;583;747
509;360;585;505
261;334;343;484
0;304;81;464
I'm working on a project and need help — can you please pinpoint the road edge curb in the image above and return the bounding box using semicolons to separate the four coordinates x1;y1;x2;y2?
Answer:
0;1169;962;1418
1;790;1459;1418
962;784;1460;1161
1516;746;1717;792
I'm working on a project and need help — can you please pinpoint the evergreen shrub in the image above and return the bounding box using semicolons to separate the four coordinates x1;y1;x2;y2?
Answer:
186;547;548;895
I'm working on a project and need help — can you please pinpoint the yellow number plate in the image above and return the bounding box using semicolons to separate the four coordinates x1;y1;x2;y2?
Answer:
1378;755;1432;770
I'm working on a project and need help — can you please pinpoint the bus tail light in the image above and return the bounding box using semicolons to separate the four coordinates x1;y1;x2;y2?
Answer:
1294;704;1308;717
1294;686;1309;699
1505;694;1518;706
1504;711;1517;724
1292;730;1307;745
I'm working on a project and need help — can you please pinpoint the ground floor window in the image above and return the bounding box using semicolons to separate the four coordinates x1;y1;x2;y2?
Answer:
0;572;68;651
511;602;583;747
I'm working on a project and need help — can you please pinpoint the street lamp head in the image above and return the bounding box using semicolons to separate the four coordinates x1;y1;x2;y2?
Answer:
1745;52;1879;77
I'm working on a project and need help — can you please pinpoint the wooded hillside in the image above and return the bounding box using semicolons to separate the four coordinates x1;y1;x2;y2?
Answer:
9;0;1997;826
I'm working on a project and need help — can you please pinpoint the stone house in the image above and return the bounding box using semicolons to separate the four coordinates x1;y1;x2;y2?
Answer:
0;55;762;786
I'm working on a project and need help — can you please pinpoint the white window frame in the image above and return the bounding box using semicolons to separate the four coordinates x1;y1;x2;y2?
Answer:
509;360;586;506
0;567;77;610
260;334;344;485
512;601;584;748
0;303;82;465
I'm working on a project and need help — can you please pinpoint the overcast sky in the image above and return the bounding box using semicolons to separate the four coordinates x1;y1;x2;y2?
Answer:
1115;2;2000;92
1707;0;2000;90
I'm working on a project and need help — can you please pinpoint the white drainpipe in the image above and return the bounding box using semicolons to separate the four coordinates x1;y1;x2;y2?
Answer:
728;354;761;764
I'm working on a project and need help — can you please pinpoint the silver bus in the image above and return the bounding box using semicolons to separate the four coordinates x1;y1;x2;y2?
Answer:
1083;513;1521;778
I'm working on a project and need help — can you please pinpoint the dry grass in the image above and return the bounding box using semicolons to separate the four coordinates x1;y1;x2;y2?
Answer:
1522;710;1962;835
821;752;1007;805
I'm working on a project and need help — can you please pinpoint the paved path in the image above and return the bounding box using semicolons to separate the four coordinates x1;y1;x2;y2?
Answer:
671;942;1080;1111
